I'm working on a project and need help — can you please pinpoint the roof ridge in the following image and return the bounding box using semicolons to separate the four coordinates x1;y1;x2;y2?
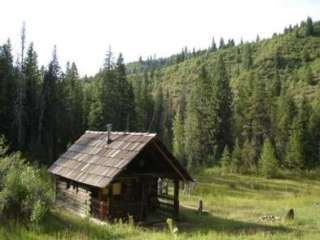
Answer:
85;130;157;136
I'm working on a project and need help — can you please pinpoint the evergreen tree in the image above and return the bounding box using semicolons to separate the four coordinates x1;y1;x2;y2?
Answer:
14;23;27;149
115;53;135;130
284;120;304;170
23;43;41;148
38;46;60;164
219;38;225;49
259;138;279;178
134;71;154;131
298;96;312;167
242;44;253;70
214;55;233;154
184;86;202;169
172;108;185;165
249;74;270;157
275;94;297;162
308;100;320;167
63;62;84;141
0;41;15;145
104;45;113;70
305;17;314;36
210;37;217;51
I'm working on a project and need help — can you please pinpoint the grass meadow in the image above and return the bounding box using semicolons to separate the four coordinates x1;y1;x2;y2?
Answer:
1;168;320;240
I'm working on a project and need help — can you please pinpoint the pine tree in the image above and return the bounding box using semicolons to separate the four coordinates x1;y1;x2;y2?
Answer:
259;138;279;178
88;100;104;130
210;37;217;52
298;96;312;167
104;45;113;70
275;94;297;161
242;44;253;70
249;74;270;157
213;55;233;156
308;99;320;167
284;120;304;170
38;46;60;164
24;43;41;148
134;71;154;131
172;109;185;166
305;17;314;36
184;86;202;169
63;62;84;141
0;41;15;145
14;23;27;149
219;38;225;49
115;53;135;130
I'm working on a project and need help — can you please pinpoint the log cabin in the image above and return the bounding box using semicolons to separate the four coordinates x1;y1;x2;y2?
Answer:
48;128;193;222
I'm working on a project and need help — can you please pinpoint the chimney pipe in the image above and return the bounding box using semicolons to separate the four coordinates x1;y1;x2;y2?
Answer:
106;124;112;144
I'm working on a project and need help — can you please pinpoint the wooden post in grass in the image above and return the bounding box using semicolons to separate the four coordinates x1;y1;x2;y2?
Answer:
173;179;179;217
198;200;203;215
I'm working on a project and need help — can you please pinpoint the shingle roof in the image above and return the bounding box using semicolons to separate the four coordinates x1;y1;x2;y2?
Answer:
48;130;192;188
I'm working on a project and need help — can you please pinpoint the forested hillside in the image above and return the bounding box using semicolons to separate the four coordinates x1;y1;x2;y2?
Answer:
0;17;320;176
127;17;320;174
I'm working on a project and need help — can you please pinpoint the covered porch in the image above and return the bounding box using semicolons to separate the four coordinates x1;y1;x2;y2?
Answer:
90;174;180;222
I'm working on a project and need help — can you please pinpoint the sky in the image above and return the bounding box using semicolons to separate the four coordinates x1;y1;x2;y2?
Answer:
0;0;319;76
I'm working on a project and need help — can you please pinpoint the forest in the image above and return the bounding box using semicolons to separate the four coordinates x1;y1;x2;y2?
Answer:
1;17;320;176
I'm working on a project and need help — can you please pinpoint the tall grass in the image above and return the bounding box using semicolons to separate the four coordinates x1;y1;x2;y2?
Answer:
1;168;320;239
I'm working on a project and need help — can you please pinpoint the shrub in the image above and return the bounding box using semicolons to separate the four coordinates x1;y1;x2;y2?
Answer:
0;137;53;224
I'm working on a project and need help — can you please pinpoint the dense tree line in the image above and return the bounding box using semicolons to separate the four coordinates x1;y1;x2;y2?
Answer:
130;17;320;176
0;28;137;164
0;17;320;178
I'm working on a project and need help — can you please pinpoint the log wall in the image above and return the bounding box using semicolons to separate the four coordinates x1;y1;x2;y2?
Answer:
55;178;91;216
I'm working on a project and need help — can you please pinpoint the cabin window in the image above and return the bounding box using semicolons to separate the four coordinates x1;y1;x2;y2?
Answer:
112;183;121;195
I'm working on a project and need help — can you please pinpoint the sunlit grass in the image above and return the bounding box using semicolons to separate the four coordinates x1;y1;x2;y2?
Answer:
1;168;320;239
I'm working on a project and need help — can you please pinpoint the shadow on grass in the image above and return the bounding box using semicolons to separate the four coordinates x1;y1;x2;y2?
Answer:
177;206;290;235
38;210;126;239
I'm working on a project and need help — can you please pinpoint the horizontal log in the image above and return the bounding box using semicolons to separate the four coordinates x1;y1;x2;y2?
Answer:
157;195;174;201
158;201;174;209
56;195;90;206
57;191;90;201
56;202;89;214
57;190;90;200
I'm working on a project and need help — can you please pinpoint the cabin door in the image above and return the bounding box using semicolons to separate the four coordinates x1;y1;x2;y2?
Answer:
138;178;158;220
139;180;148;220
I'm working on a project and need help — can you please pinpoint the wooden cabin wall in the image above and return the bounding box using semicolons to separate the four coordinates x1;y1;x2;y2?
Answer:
109;177;159;220
55;177;91;216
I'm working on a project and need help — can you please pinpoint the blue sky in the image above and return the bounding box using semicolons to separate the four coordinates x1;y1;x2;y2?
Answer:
0;0;319;76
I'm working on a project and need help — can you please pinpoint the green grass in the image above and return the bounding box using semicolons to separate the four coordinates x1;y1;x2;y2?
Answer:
2;168;320;239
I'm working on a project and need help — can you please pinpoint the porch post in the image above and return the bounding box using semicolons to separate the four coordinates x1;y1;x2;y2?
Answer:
173;179;179;217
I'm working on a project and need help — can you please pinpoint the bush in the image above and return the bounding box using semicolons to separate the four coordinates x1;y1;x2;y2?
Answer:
0;137;53;224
